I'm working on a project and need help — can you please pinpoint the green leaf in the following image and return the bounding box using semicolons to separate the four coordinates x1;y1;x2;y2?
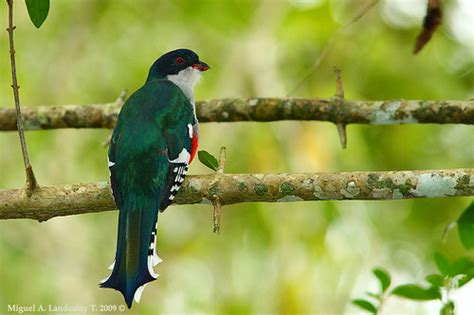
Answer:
434;253;474;278
25;0;50;28
352;299;377;314
458;272;473;288
439;301;455;315
425;274;444;288
454;265;474;288
198;150;218;171
449;257;472;277
467;266;474;277
457;202;474;250
391;284;441;300
372;267;391;292
434;252;450;276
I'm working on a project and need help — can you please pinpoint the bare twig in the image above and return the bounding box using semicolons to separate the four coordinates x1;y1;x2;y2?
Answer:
216;146;226;174
6;0;37;195
414;0;442;54
334;67;347;149
287;0;379;96
336;123;347;149
0;169;472;222
346;0;380;26
334;67;345;99
441;221;456;243
212;146;227;233
212;199;221;234
114;89;128;106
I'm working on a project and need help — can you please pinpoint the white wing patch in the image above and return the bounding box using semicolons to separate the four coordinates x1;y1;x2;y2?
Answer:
187;124;193;138
167;165;189;201
168;148;191;164
170;185;180;192
108;158;115;168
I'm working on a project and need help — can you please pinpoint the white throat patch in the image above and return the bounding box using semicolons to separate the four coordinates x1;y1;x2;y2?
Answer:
167;66;201;101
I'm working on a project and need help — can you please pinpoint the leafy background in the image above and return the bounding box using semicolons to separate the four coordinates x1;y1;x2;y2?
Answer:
0;0;473;314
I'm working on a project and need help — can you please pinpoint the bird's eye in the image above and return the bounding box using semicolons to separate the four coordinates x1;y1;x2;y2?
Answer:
175;57;185;65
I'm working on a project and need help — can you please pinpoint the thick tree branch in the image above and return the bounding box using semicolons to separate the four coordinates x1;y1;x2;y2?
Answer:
0;99;472;131
6;0;37;195
0;169;472;222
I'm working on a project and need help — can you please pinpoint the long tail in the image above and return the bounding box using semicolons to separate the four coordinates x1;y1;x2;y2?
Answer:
100;199;162;308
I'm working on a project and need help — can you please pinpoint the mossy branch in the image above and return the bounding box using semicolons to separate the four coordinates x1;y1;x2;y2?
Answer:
0;98;472;131
0;169;472;222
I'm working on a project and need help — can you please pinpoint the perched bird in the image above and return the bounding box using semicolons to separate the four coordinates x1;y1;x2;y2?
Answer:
100;49;210;308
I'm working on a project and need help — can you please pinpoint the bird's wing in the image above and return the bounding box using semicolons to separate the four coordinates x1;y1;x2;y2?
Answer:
101;80;195;308
158;120;197;211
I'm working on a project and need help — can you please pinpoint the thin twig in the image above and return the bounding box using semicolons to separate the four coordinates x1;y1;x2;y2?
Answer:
287;0;379;96
212;146;227;233
414;0;442;54
114;89;128;106
6;0;37;195
216;146;226;174
346;0;380;26
334;67;344;99
336;123;347;149
334;67;347;149
212;199;221;234
441;221;456;243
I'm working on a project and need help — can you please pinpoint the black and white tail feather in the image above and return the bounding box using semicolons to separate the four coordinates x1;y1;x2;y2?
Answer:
101;155;190;307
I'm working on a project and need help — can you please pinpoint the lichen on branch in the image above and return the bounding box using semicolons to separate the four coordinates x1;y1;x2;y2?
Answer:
0;169;472;222
0;98;472;131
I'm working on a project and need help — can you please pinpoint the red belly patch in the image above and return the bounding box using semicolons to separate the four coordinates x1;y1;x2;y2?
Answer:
189;132;199;163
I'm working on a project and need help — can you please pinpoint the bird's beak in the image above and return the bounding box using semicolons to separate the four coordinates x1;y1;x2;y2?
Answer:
192;61;210;72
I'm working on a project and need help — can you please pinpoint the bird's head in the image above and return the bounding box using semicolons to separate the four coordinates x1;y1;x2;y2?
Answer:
146;49;210;87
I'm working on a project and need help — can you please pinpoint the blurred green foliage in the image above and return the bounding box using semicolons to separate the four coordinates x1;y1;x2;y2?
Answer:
353;252;473;314
0;0;473;314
